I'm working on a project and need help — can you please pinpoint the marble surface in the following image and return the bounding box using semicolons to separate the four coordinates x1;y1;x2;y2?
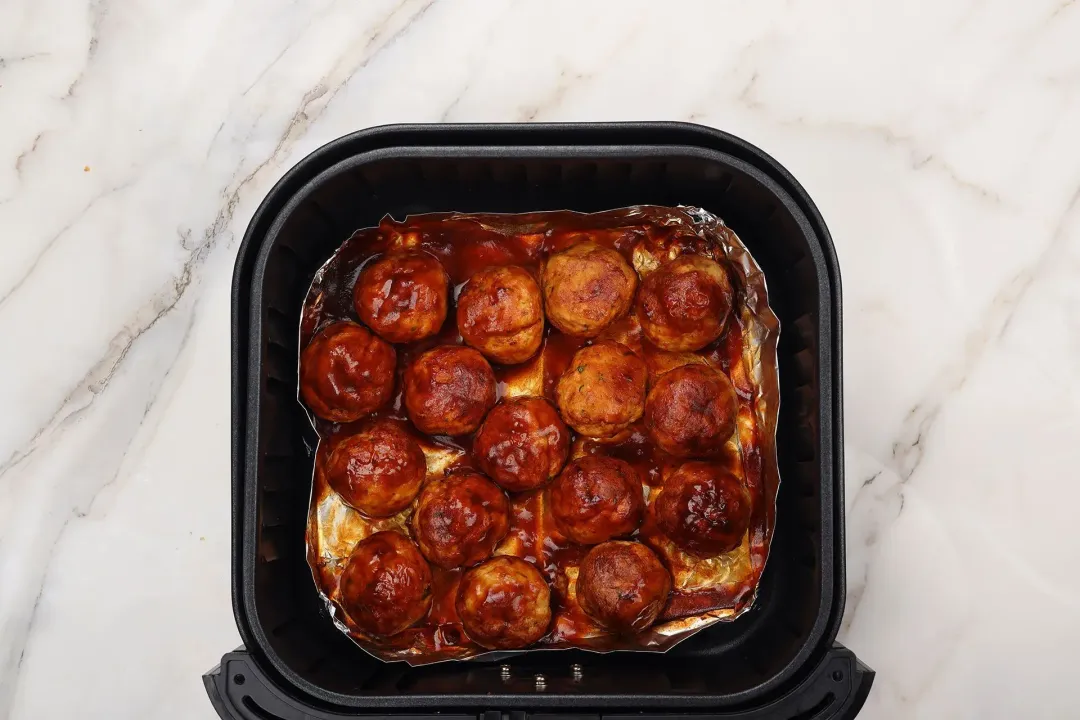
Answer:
2;0;1080;717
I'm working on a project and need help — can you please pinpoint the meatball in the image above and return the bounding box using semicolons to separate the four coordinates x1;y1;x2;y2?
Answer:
353;251;449;343
549;456;644;544
541;241;638;337
636;255;734;352
473;396;569;492
556;341;647;438
300;321;396;423
645;364;738;457
577;541;671;633
457;266;544;364
403;345;497;436
411;471;510;569
323;420;426;517
338;531;433;638
456;556;552;649
653;462;752;557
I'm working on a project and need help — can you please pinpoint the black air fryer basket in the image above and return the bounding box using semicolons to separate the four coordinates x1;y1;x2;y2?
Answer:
205;123;873;719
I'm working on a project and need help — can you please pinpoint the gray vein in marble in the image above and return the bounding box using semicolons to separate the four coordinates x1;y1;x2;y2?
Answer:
79;306;198;521
0;0;441;480
0;179;135;311
12;132;43;177
0;53;49;70
843;179;1080;631
1;305;198;715
62;0;107;100
519;69;590;122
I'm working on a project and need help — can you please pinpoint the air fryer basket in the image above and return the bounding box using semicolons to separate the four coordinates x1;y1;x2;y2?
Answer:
207;123;872;719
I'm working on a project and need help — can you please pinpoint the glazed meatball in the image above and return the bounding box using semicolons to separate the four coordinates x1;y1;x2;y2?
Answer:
577;541;671;633
457;266;544;364
637;255;734;352
300;321;396;423
404;345;497;435
456;556;552;649
556;341;647;438
541;241;638;337
354;251;449;343
653;461;752;557
339;531;433;638
473;396;569;492
549;456;644;544
645;364;738;457
411;471;510;569
323;420;426;517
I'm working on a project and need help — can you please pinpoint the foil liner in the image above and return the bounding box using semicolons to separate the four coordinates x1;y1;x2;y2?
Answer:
298;206;780;665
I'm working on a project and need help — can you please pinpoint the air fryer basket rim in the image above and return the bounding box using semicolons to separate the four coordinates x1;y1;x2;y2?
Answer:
229;122;847;712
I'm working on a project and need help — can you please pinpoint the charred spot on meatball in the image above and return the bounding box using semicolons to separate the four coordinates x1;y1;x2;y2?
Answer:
299;321;396;423
323;420;426;517
473;396;569;492
411;471;510;569
549;456;644;545
652;461;752;557
576;541;671;633
353;251;449;343
457;265;544;365
556;341;646;438
403;345;497;436
456;556;552;649
338;531;433;638
541;241;638;337
645;364;738;457
637;255;734;352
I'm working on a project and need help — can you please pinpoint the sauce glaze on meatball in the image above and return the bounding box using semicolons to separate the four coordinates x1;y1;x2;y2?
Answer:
353;251;449;343
338;531;433;638
457;265;545;365
411;471;510;569
473;396;569;492
556;341;647;438
300;321;396;423
645;364;738;457
549;456;644;544
456;556;552;649
576;541;671;633
323;420;426;517
636;255;733;352
652;461;752;557
541;241;638;337
404;345;497;436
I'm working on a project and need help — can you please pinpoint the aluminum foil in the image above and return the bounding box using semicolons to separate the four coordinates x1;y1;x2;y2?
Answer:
298;206;780;665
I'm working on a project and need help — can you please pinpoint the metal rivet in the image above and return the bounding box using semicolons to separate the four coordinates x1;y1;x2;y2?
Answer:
534;673;547;690
500;664;511;680
571;663;583;681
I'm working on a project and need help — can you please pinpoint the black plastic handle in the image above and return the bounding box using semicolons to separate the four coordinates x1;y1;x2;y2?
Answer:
204;644;872;720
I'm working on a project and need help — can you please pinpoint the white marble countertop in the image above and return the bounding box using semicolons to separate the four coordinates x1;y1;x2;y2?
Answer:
3;1;1079;718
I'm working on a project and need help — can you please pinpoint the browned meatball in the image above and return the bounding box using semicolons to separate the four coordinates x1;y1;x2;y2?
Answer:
636;255;733;352
353;251;449;343
457;266;544;365
549;456;644;544
323;420;426;517
556;341;647;438
338;531;433;638
411;471;510;569
299;321;396;423
473;397;569;492
456;556;552;649
577;541;671;633
652;462;752;557
403;345;497;436
541;241;638;337
645;364;738;457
